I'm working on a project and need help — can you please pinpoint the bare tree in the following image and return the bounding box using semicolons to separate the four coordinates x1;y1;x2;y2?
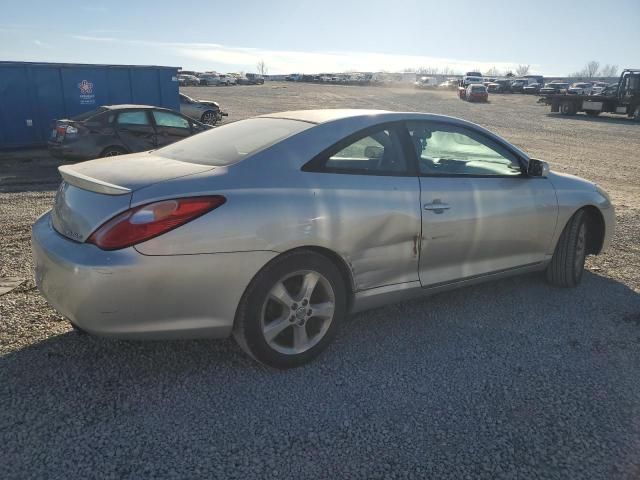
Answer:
485;66;501;77
440;65;457;76
600;64;618;78
570;61;603;79
416;66;439;75
585;61;600;78
256;59;268;76
505;70;515;77
515;64;531;76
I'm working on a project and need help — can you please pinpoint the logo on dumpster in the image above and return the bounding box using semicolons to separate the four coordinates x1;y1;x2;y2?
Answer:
78;80;95;105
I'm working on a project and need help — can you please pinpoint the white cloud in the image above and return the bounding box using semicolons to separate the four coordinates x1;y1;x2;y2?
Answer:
33;39;52;49
70;35;531;74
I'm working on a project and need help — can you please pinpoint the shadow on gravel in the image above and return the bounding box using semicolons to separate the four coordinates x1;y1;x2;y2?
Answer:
2;272;640;479
545;113;637;126
0;151;65;193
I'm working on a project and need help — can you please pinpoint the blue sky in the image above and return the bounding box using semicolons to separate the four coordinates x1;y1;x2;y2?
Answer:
2;0;638;75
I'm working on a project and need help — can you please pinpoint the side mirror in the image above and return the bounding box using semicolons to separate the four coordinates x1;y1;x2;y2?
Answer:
527;158;550;177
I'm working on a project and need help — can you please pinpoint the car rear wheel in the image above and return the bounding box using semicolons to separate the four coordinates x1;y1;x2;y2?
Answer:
100;146;127;157
233;250;346;368
200;111;218;126
546;210;588;288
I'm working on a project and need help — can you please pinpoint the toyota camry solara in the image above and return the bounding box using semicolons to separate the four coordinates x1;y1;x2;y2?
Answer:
32;109;614;368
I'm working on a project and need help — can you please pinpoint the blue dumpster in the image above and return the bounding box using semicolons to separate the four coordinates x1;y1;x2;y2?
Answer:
0;62;180;149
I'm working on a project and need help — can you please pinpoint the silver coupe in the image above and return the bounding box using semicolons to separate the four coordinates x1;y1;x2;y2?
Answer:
32;109;614;368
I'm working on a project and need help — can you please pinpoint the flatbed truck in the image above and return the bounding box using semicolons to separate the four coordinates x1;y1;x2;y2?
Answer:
544;69;639;121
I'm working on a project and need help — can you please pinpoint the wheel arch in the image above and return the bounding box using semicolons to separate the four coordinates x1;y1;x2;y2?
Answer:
99;145;129;157
236;245;356;322
581;205;606;255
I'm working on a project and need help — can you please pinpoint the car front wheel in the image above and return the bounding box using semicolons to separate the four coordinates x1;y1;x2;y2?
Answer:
546;210;588;288
200;111;218;126
233;250;346;368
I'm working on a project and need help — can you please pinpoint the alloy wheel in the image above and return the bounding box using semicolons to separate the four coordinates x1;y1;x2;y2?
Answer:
260;270;335;355
201;112;217;125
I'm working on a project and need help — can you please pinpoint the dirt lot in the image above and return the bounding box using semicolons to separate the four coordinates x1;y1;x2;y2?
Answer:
1;84;640;479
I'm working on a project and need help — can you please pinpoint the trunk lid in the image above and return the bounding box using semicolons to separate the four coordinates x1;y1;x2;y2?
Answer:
51;152;215;242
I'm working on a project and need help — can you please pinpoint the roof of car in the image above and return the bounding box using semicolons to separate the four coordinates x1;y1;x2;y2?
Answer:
259;109;390;124
102;104;164;110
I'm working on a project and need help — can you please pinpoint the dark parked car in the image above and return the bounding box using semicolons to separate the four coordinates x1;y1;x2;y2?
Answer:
178;74;200;86
245;73;265;84
487;80;513;93
540;82;570;95
523;83;541;94
510;79;529;93
48;105;210;160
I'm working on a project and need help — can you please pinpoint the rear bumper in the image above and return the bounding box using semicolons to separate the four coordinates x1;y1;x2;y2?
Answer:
32;212;277;339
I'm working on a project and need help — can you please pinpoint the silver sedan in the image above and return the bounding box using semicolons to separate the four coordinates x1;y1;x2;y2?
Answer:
32;110;614;368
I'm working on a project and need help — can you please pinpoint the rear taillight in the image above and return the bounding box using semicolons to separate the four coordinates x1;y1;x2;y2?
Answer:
87;196;226;250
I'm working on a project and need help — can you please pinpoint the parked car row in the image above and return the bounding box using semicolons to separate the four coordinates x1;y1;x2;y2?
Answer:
178;72;265;86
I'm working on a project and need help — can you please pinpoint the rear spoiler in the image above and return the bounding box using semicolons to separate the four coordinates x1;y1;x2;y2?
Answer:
58;165;132;196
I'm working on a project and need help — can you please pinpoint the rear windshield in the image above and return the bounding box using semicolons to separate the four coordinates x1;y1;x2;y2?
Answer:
155;118;312;166
471;86;486;92
71;107;108;121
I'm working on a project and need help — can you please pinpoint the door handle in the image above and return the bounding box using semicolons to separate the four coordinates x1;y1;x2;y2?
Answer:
424;200;450;213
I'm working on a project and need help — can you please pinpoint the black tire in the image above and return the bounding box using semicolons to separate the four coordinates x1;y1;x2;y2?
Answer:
233;250;347;368
100;146;127;157
560;100;576;115
546;210;588;288
200;110;218;126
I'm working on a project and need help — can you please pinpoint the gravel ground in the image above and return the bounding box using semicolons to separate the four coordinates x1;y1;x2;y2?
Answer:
1;83;640;479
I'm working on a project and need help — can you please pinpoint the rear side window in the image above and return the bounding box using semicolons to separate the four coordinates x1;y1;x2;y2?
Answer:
72;107;108;121
152;111;190;129
311;127;408;175
117;111;150;125
155;118;312;166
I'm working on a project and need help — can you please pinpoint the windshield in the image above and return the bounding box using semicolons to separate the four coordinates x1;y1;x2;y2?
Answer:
71;107;109;121
155;118;313;166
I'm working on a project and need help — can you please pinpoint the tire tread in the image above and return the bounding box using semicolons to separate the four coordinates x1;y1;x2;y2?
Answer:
546;210;586;287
